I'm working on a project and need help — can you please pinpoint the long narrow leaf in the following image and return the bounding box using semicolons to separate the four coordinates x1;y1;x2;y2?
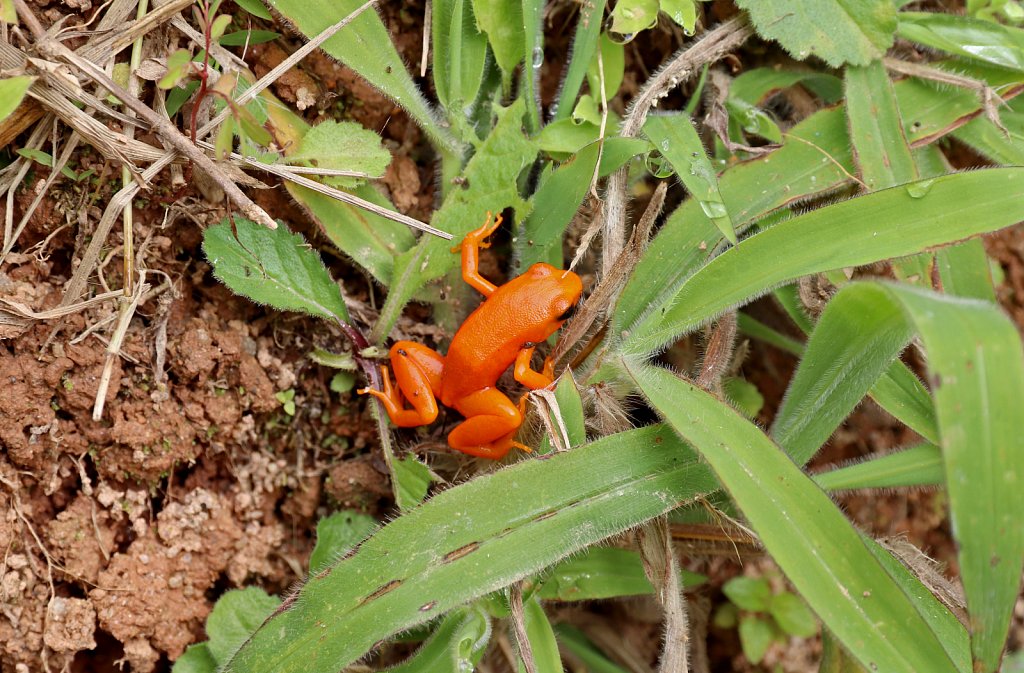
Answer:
621;168;1024;355
225;425;718;672
626;361;963;673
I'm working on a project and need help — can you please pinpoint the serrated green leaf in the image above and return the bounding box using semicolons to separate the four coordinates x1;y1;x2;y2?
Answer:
206;588;281;664
724;576;772;612
770;592;818;637
267;0;459;153
224;425;719;673
202;217;350;322
813;444;943;491
627;361;963;673
736;0;897;67
310;510;377;572
0;76;34;123
738;615;774;664
287;120;391;188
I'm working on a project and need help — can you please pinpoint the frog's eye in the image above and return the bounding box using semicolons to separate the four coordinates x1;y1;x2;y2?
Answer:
556;302;578;321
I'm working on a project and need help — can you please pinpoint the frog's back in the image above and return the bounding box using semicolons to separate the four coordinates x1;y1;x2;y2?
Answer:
440;271;566;405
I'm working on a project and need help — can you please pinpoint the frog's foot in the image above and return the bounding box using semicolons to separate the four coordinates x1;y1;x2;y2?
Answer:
454;433;532;460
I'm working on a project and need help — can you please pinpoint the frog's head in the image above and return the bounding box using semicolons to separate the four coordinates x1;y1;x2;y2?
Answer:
525;263;584;326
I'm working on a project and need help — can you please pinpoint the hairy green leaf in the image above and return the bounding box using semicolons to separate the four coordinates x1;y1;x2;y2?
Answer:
224;425;718;672
813;444;943;491
206;588;281;664
845;60;917;190
621;168;1024;356
736;0;897;67
287;120;391;188
644;113;736;243
203;218;349;322
627;361;963;673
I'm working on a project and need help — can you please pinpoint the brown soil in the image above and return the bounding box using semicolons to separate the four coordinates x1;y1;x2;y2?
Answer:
2;1;1022;672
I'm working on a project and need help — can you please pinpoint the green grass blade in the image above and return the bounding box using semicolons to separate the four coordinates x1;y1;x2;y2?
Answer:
625;361;961;673
771;283;914;465
866;362;938;443
772;286;938;445
621;168;1024;356
644;113;736;244
203;218;349;322
861;535;970;673
937;239;997;303
224;425;718;673
518;144;600;269
267;0;459;153
878;283;1024;672
371;101;537;344
553;625;629;673
845;60;917;190
613;106;854;333
536;546;704;601
387;608;490;673
813;444;944;491
521;597;561;673
552;0;609;123
898;11;1024;72
432;0;488;127
520;0;544;133
736;312;804;355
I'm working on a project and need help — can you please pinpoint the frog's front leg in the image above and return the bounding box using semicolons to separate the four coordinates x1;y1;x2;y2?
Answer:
359;341;444;427
513;345;556;390
457;212;504;298
448;388;530;459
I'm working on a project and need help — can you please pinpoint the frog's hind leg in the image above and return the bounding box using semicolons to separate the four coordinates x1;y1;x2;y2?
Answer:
359;341;443;427
448;387;527;460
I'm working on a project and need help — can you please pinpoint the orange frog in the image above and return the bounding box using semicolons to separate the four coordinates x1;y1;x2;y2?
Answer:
359;213;583;459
